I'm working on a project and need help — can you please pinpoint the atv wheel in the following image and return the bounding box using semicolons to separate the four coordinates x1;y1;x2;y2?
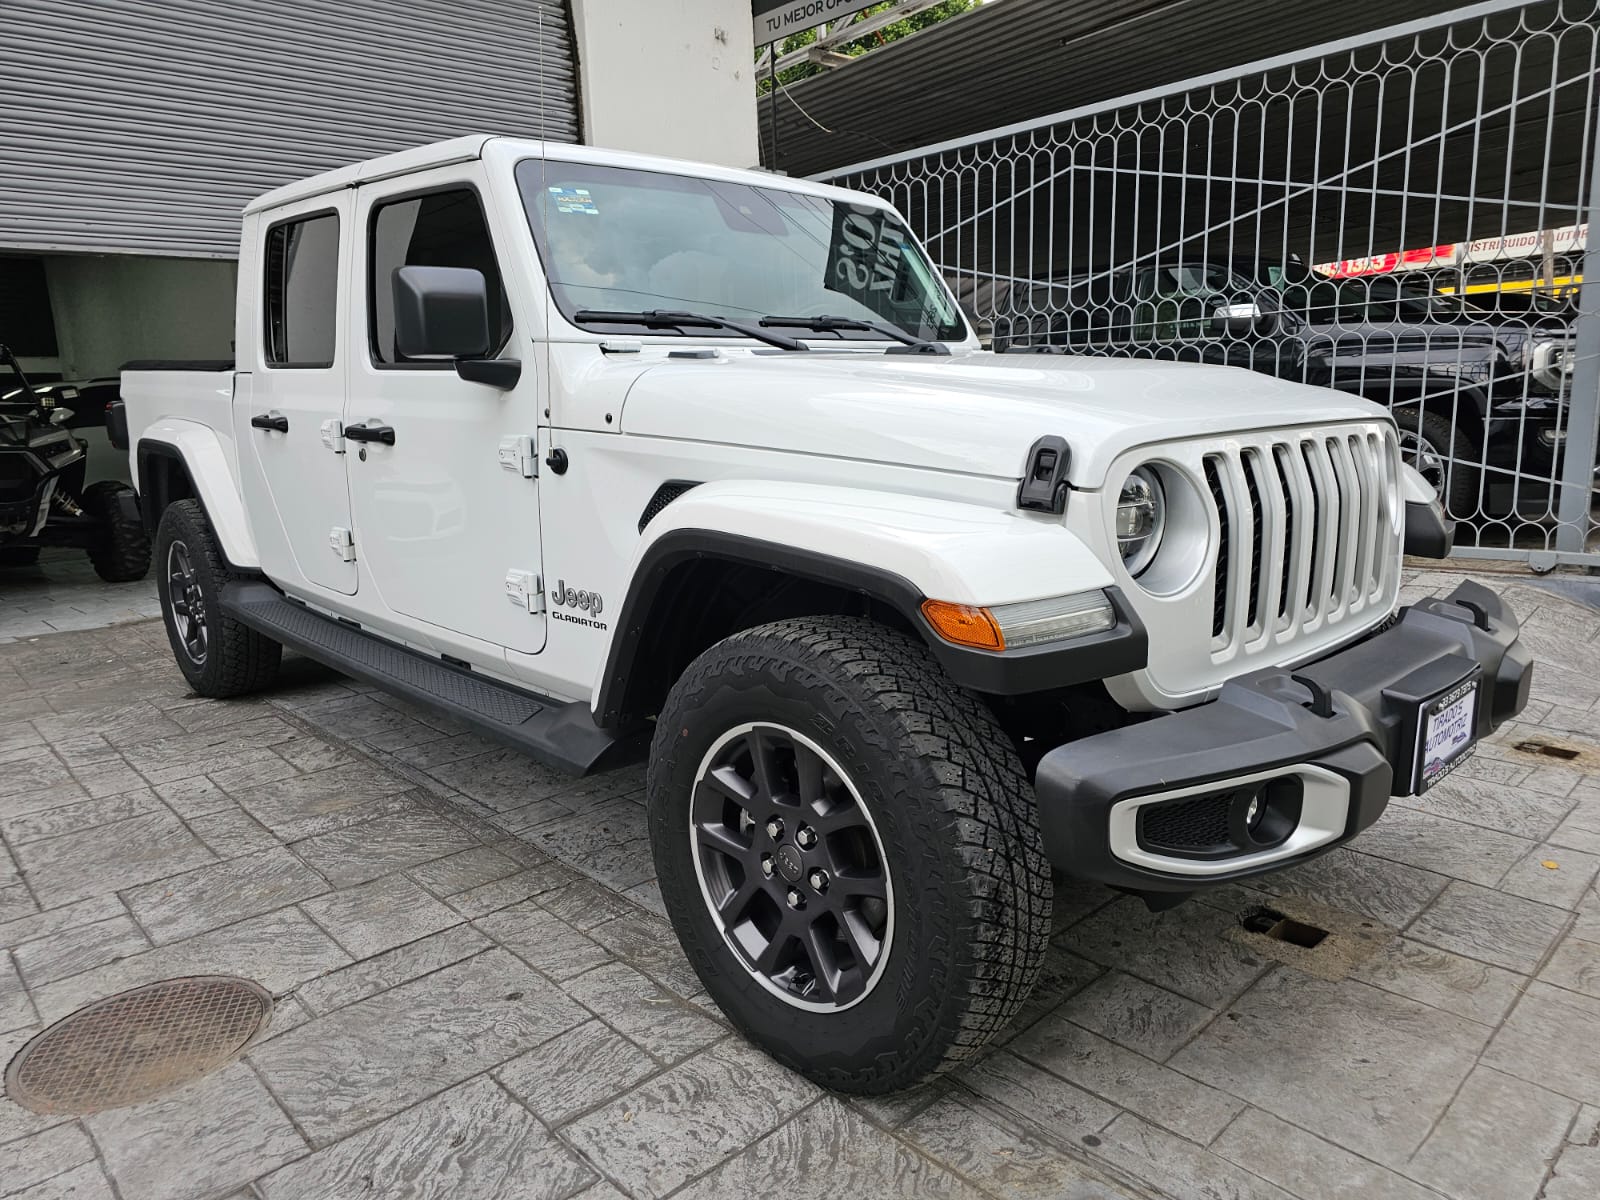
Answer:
155;500;281;697
83;481;151;582
648;615;1051;1093
1396;411;1478;519
0;547;41;568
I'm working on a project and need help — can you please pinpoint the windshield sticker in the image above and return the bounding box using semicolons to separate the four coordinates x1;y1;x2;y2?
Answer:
548;187;599;216
825;203;905;302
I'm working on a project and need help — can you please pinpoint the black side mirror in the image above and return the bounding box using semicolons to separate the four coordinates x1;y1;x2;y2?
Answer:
392;265;521;389
394;266;490;359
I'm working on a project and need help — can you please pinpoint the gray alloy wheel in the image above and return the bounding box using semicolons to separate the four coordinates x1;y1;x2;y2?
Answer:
1398;428;1447;495
689;721;894;1012
164;538;208;666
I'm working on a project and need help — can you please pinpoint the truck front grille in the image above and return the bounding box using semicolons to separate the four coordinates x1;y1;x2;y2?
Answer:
1204;430;1399;656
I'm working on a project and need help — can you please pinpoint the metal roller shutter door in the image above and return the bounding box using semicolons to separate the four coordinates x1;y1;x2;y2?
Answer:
1;0;578;257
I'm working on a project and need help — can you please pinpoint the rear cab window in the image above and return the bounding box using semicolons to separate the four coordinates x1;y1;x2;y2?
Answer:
263;213;339;368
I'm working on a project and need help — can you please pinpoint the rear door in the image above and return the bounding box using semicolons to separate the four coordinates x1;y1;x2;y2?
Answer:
240;194;357;594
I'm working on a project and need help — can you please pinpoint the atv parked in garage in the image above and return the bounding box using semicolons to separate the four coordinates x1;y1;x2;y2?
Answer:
1;343;149;580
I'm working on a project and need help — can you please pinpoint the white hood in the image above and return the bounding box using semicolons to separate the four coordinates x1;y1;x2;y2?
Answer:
617;349;1389;488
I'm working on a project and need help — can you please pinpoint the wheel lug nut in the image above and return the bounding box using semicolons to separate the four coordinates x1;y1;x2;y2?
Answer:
760;854;774;878
765;817;785;841
786;887;804;909
795;826;817;849
808;868;828;892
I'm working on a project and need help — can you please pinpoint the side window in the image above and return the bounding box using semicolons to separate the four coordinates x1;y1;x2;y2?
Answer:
264;213;339;367
369;189;512;365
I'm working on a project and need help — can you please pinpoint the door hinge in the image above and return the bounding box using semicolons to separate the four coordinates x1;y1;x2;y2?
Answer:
321;418;346;454
505;569;544;613
497;434;537;478
329;526;356;562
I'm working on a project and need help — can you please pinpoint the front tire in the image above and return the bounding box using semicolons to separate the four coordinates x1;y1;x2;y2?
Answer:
648;615;1051;1093
154;500;281;697
83;481;152;582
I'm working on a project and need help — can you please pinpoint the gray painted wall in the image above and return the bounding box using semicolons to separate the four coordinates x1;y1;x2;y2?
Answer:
45;257;237;379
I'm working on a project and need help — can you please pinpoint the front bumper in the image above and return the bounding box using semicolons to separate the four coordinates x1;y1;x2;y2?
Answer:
1036;580;1531;893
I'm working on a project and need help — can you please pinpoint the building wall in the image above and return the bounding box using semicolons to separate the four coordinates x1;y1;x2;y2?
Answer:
572;0;759;168
44;257;237;380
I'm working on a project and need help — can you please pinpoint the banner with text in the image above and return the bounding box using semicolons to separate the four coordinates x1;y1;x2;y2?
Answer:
753;0;879;45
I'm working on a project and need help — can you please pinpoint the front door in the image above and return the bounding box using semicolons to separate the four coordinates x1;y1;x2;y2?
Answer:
242;194;357;595
344;168;546;654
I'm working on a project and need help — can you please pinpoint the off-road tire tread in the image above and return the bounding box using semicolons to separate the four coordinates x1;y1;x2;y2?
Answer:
83;480;152;582
156;500;281;697
1407;411;1477;518
650;614;1051;1092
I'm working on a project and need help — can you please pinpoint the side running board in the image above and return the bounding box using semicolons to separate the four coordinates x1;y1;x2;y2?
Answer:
219;581;642;776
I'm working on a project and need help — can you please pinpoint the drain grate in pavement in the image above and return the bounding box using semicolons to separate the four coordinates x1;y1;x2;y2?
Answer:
4;976;273;1115
1240;907;1329;948
1515;740;1581;761
1228;897;1393;979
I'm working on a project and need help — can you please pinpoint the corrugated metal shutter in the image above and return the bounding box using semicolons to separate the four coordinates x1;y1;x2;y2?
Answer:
1;0;578;258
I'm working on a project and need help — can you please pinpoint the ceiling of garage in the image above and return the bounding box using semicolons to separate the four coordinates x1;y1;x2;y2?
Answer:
767;0;1484;179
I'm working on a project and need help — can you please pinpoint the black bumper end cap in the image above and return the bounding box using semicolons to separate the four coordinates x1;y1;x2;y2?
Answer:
1404;498;1455;558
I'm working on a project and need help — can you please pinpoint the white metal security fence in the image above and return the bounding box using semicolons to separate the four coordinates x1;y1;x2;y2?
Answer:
818;0;1600;568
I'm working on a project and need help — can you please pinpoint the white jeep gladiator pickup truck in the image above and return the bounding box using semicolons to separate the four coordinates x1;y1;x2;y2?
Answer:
122;135;1531;1093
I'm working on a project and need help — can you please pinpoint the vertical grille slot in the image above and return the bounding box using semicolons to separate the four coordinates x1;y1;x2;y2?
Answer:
1204;456;1229;639
1242;450;1265;631
1272;446;1297;621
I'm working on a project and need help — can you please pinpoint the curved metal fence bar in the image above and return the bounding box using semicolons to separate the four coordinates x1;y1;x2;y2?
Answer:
819;0;1600;567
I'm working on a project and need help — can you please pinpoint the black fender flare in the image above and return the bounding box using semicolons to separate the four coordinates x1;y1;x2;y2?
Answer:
594;528;1147;728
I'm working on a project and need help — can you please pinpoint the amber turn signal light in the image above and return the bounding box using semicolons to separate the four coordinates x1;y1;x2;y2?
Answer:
920;599;1005;651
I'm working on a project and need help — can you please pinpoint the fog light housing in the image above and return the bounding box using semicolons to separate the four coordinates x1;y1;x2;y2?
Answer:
1231;778;1303;849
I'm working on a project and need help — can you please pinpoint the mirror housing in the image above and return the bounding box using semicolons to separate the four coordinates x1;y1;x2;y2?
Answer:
393;266;491;360
1211;301;1264;337
392;265;521;390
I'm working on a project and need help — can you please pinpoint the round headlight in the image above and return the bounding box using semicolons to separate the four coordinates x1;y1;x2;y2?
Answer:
1116;466;1165;576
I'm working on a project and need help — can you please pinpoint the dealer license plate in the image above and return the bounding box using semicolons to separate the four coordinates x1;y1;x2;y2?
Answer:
1414;678;1479;794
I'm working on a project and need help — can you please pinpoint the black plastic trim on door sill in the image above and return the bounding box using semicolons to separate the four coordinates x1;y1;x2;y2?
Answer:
219;581;643;775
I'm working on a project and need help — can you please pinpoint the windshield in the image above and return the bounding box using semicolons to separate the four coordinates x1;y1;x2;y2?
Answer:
516;160;966;342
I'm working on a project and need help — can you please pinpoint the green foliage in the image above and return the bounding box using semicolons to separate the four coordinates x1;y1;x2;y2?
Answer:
756;1;978;92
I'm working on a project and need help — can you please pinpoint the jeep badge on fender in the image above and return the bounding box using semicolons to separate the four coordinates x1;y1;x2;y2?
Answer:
120;134;1529;1096
551;580;602;617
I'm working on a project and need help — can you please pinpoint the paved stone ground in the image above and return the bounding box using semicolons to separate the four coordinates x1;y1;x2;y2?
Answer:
0;550;160;643
3;560;1600;1200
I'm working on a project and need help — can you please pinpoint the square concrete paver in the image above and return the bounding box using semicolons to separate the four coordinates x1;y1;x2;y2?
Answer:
4;565;1600;1200
1168;971;1490;1163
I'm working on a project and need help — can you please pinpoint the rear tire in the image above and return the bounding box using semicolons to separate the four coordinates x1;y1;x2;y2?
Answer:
647;615;1051;1093
154;500;281;697
83;481;152;582
0;547;41;568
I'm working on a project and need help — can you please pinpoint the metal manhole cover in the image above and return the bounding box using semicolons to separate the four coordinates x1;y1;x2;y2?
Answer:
4;976;273;1115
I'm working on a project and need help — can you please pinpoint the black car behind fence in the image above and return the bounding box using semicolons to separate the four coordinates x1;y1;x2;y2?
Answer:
825;0;1600;569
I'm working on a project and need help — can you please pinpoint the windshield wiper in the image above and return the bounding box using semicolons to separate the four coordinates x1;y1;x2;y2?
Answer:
759;314;941;351
571;309;808;352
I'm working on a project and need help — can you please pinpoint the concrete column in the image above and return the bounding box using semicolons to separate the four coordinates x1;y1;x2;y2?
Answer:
570;0;759;168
